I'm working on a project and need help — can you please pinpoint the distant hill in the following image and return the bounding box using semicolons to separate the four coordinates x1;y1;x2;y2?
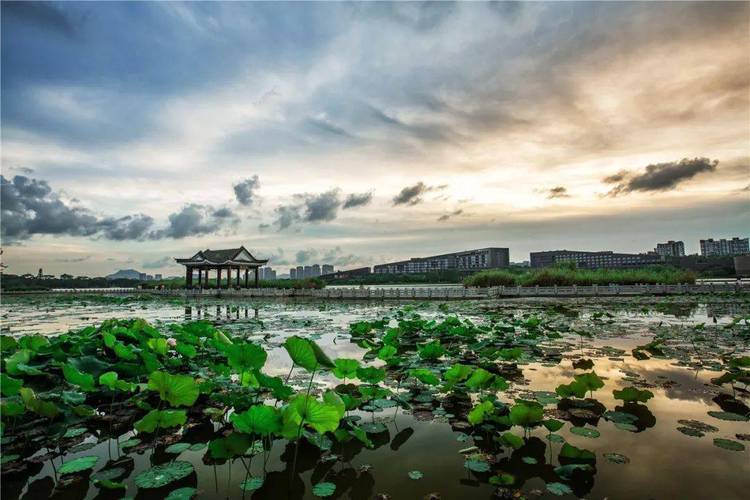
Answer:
106;269;143;280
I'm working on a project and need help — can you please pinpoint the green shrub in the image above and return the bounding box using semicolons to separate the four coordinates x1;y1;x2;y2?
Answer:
464;266;696;288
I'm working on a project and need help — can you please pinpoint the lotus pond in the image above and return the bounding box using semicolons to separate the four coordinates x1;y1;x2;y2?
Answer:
0;294;748;500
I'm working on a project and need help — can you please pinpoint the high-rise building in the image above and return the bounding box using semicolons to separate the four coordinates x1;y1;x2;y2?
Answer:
700;237;749;257
311;264;321;277
530;250;662;269
296;266;304;279
321;264;334;275
303;265;312;278
655;241;685;257
374;248;509;274
155;274;163;280
290;268;297;279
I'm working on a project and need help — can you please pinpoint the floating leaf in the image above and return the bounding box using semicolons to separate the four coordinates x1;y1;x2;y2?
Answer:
165;487;197;500
59;455;98;475
120;438;141;449
465;458;491;472
63;427;88;438
559;443;595;461
312;482;337;497
408;470;423;480
707;411;748;422
713;438;745;452
613;387;654;403
603;452;630;464
522;456;538;464
165;442;191;454
135;461;194;488
570;426;600;438
546;482;573;496
240;477;264;491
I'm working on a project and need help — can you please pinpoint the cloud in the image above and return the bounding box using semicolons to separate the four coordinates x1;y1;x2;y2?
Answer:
148;203;237;239
142;256;173;269
293;246;363;267
211;207;235;218
437;208;463;222
304;189;341;222
393;182;447;206
295;248;318;264
270;188;345;229
342;192;373;209
605;157;719;196
0;175;154;243
547;186;570;199
54;255;90;263
233;176;260;206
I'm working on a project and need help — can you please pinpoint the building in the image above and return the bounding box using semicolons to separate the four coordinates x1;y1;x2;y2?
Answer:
38;268;43;278
259;267;276;280
60;273;74;280
296;266;304;279
311;264;321;277
322;264;334;275
175;246;268;289
290;268;297;279
700;237;749;257
373;247;509;274
154;274;163;280
530;250;663;269
655;241;685;257
320;267;371;280
303;265;312;278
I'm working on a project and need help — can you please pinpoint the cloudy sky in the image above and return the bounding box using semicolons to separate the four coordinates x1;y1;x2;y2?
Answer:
1;1;748;277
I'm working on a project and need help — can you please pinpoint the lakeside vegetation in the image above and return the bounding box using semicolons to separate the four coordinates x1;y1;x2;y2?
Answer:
464;265;697;287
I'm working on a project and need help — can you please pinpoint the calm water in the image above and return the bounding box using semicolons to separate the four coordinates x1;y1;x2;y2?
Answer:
1;294;748;499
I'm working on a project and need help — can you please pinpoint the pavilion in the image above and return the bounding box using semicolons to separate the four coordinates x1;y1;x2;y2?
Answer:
175;246;268;289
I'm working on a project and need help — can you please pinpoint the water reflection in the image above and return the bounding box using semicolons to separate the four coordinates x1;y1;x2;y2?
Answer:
183;305;259;321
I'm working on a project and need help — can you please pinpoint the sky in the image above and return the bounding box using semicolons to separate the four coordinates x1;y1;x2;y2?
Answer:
1;1;749;277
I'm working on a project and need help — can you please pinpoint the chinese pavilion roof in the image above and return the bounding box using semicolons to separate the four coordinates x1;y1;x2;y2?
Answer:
175;246;268;266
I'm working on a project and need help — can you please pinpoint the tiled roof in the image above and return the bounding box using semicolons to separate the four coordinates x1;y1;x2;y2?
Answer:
202;248;241;262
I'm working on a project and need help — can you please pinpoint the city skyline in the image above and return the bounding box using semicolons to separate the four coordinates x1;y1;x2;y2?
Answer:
2;2;749;276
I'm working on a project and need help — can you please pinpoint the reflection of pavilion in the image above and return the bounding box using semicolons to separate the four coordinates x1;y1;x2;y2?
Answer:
184;304;258;320
175;246;268;289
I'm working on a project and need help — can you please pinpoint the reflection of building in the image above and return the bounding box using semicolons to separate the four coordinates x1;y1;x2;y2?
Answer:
700;237;749;256
321;267;371;280
374;247;509;274
322;264;334;275
530;250;662;269
655;241;685;257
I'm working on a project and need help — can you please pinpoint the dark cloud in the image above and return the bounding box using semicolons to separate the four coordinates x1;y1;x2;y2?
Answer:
270;189;345;229
603;171;628;184
148;204;237;239
342;192;373;209
54;255;90;263
233;176;260;206
393;182;446;206
606;157;719;197
437;209;463;222
304;189;341;222
2;1;76;37
142;256;172;269
547;186;570;199
295;248;318;264
212;207;235;218
0;175;153;243
294;246;362;267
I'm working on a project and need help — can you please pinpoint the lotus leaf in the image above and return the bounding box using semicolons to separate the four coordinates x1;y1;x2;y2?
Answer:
59;455;98;475
147;371;199;407
231;404;282;435
135;460;194;488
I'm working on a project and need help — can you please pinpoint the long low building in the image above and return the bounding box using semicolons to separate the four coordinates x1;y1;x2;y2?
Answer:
530;250;663;269
374;247;509;274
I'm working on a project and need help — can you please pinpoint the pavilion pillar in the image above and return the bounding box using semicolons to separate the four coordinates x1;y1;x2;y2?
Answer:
217;267;222;289
226;267;231;289
236;268;240;288
186;267;193;289
197;269;202;287
244;269;249;288
254;267;259;288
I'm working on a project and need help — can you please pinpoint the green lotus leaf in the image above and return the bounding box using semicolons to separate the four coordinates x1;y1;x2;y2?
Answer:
165;487;197;500
148;338;169;355
713;438;745;451
165;442;191;454
63;427;88;438
509;400;544;428
134;460;194;488
240;477;264;491
283;395;342;436
1;373;22;397
489;473;515;485
254;371;294;400
417;340;445;360
570;426;601;438
356;366;385;384
409;368;440;385
707;411;748;422
377;345;398;361
98;371;119;390
408;470;423;480
465;458;491;472
554;463;592;480
134;409;187;433
546;482;573;496
95;479;125;490
226;342;267;373
59;455;98;475
4;349;32;376
332;358;360;379
19;387;59;418
208;432;252;459
312;482;336;497
613;387;654;403
283;336;334;372
543;419;565;432
113;341;137;361
147;371;199;407
444;363;474;385
499;432;524;449
559;442;596;461
231;404;282;435
119;438;141;449
468;400;494;425
1;400;26;417
63;363;96;392
465;368;498;390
